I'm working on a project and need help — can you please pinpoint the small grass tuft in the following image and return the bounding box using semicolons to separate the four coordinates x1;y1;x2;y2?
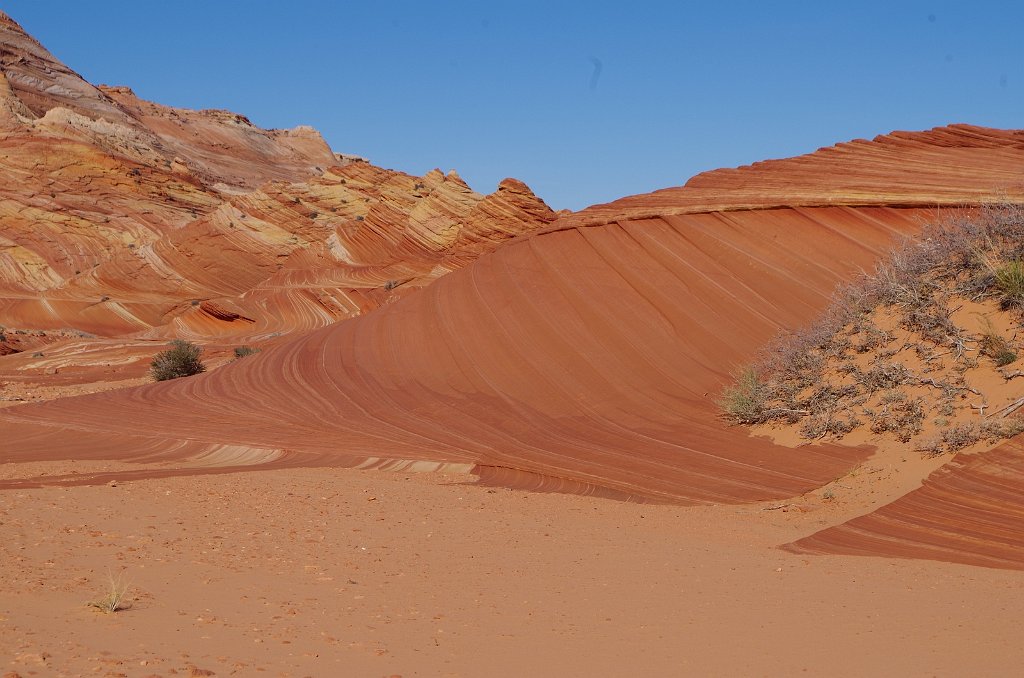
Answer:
233;346;261;359
995;260;1024;309
87;570;132;613
978;318;1017;366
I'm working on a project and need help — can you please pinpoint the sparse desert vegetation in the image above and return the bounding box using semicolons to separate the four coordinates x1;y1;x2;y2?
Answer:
233;345;261;359
150;339;206;381
86;569;132;614
721;204;1024;453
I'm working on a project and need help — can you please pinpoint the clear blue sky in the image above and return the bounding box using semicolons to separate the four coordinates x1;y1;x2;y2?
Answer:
5;1;1022;210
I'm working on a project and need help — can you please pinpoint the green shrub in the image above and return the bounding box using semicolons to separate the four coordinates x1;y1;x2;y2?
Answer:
719;368;766;424
151;339;205;381
233;346;261;359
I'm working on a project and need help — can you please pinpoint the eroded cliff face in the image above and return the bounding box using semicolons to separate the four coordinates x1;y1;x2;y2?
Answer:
0;11;556;338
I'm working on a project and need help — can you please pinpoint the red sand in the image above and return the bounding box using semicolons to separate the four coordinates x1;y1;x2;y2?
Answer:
4;465;1024;677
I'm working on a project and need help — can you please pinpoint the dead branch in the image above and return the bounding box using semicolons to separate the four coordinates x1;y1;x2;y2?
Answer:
917;378;981;395
987;396;1024;419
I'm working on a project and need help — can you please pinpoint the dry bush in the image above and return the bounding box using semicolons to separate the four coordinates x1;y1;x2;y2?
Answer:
869;395;925;443
978;319;1017;367
918;418;1024;456
719;204;1024;446
151;339;206;381
799;410;860;439
233;345;261;359
856;361;911;392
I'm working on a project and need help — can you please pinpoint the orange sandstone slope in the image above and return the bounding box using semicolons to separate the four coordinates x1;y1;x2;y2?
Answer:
560;124;1024;229
0;11;555;340
785;441;1024;570
7;126;1024;507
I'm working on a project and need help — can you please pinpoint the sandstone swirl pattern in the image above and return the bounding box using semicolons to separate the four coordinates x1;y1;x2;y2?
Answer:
5;12;1024;566
0;11;556;339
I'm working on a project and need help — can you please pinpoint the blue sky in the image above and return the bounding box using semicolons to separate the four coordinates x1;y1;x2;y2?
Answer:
5;1;1022;210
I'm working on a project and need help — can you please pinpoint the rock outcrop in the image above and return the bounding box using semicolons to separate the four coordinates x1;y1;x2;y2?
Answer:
0;11;556;338
5;124;1024;508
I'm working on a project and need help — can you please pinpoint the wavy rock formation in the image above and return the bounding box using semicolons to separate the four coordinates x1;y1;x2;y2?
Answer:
5;11;1024;568
1;200;940;502
2;188;996;503
785;441;1024;570
561;124;1024;229
2;94;1024;510
0;11;555;340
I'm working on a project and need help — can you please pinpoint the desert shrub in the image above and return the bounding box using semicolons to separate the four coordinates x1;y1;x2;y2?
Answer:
852;323;893;353
869;395;924;442
919;423;981;456
799;383;859;412
719;367;766;424
904;304;958;344
799;411;860;439
856;361;911;392
978;320;1017;366
719;204;1024;443
151;339;205;381
995;260;1024;309
233;346;261;359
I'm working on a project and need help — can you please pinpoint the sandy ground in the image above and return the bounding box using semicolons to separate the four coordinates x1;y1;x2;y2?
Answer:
2;461;1023;677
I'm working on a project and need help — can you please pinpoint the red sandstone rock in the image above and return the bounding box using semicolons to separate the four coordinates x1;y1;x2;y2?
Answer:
4;10;1024;572
0;11;556;339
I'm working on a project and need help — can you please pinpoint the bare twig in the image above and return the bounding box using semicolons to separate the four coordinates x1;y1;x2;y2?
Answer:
987;396;1024;419
917;378;981;395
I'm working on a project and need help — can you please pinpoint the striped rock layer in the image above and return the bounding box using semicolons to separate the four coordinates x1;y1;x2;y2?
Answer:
5;12;1024;569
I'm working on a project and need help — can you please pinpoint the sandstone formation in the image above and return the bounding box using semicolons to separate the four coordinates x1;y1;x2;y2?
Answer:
0;10;556;343
5;11;1024;570
7;124;1024;508
785;442;1024;570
